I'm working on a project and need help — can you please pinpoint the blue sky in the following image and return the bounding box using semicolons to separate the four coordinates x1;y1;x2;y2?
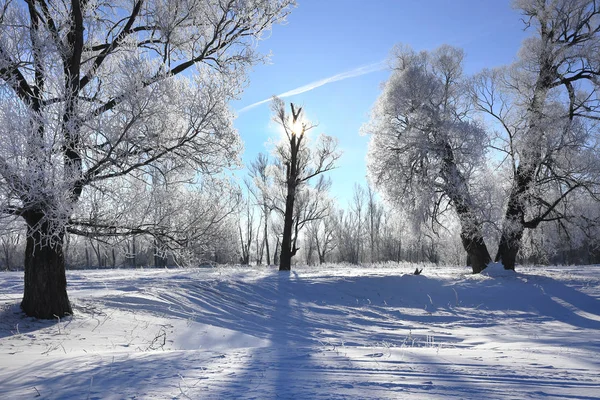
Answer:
232;1;529;206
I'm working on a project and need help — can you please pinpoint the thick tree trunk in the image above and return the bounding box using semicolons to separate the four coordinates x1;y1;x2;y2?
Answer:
453;192;492;273
440;144;492;273
461;233;491;274
318;252;325;265
21;216;72;319
495;109;544;271
495;235;520;270
495;180;528;270
494;69;549;271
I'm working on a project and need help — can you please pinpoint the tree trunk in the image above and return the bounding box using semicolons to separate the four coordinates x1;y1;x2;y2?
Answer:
21;216;72;319
441;143;491;273
495;199;525;271
495;49;552;270
91;240;102;267
495;149;542;270
397;236;402;262
455;206;491;273
316;238;325;265
279;180;296;271
264;211;270;265
495;234;521;271
280;127;300;271
274;237;280;266
131;237;137;268
461;233;491;274
2;243;10;271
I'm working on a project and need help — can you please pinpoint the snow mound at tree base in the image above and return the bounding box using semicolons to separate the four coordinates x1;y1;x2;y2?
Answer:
481;262;517;277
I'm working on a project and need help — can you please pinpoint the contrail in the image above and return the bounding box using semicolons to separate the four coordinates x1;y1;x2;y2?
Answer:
238;60;387;113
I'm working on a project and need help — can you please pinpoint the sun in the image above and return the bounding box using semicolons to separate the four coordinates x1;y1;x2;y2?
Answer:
290;115;305;137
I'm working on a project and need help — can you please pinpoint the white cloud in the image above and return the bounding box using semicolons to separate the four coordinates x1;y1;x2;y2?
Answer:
238;60;387;113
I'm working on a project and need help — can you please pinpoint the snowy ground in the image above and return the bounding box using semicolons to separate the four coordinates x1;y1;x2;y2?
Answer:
1;263;600;399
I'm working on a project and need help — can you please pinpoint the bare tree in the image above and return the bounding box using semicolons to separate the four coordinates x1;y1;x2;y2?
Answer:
333;207;362;264
270;98;340;271
378;213;405;263
239;196;255;265
291;177;333;260
351;184;366;264
0;220;24;270
307;212;337;265
365;185;384;263
0;0;294;318
247;153;274;265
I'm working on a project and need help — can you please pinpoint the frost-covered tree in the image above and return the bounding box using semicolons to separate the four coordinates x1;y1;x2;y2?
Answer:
519;193;600;265
269;98;340;271
290;177;333;261
366;185;384;263
472;0;600;270
0;220;24;270
0;0;294;318
333;207;359;264
306;210;337;265
365;45;493;273
61;173;241;268
238;190;255;265
247;153;274;265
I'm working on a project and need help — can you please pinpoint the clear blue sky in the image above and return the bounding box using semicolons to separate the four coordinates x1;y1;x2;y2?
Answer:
232;1;529;206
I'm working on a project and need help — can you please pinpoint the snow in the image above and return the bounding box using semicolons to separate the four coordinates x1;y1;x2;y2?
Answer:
480;262;517;277
1;264;600;399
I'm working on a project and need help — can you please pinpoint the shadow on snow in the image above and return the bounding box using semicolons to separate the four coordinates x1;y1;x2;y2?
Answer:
1;267;600;398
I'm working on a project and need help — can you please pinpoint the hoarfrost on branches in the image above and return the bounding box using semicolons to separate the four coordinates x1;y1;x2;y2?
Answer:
0;0;295;318
364;44;493;273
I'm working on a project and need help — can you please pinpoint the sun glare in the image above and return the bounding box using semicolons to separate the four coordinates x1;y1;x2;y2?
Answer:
291;116;304;136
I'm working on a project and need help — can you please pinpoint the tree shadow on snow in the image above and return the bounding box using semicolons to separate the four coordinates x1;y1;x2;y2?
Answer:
456;272;600;331
377;343;600;400
209;271;348;399
94;269;600;347
0;302;65;339
7;267;596;398
0;347;250;399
